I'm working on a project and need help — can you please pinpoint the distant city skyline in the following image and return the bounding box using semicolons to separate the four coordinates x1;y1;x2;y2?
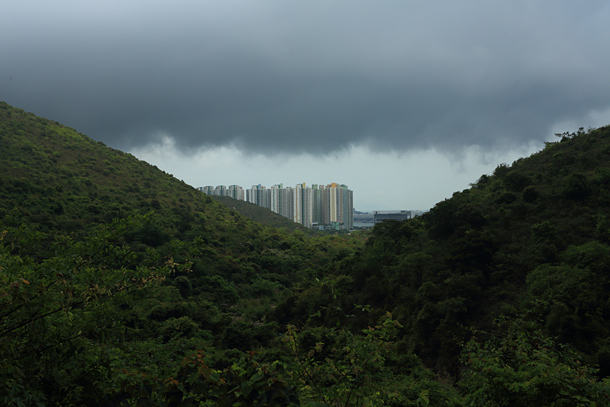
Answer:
199;182;353;230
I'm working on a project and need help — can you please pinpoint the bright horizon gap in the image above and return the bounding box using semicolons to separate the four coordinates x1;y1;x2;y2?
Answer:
129;135;553;213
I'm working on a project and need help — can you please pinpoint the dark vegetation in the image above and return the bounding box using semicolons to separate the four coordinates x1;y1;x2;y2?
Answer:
2;100;610;405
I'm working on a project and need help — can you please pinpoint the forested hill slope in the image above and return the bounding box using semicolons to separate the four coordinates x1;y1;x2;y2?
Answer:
0;101;310;236
0;100;239;238
273;125;610;378
0;101;314;252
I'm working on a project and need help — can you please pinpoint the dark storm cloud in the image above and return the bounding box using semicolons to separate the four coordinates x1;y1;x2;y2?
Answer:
2;1;610;154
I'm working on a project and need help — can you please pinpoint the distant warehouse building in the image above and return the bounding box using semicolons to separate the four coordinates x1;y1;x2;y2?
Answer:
373;210;412;224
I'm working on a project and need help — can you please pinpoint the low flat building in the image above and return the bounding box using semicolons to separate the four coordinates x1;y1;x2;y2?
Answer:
373;210;412;224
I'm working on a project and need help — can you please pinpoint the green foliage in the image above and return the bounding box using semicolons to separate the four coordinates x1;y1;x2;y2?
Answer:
503;171;532;192
159;316;201;341
493;163;511;178
198;275;240;304
460;319;610;406
173;275;193;298
283;312;453;407
563;173;592;200
108;350;300;406
0;216;169;405
530;220;558;244
524;242;610;353
522;185;540;203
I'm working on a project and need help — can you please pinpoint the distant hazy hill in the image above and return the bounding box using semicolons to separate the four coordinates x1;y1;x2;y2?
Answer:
209;195;310;231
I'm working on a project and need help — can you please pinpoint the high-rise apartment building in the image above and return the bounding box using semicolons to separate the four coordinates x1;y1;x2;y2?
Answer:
246;184;268;208
282;187;294;220
227;185;245;201
294;183;303;225
197;186;215;195
269;184;283;215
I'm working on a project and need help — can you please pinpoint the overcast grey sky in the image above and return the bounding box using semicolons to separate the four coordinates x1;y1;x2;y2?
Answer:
2;1;610;210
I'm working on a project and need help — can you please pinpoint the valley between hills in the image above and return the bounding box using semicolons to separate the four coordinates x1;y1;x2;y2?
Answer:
2;100;610;405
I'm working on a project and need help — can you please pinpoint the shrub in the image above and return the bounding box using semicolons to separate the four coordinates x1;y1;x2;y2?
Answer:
522;185;539;203
562;173;592;200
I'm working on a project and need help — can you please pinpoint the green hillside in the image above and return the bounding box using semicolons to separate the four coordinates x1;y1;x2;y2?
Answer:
268;126;610;404
277;126;610;361
2;100;610;406
1;101;245;238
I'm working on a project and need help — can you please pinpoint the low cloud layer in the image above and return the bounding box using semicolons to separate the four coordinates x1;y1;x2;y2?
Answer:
130;135;545;211
3;1;610;156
